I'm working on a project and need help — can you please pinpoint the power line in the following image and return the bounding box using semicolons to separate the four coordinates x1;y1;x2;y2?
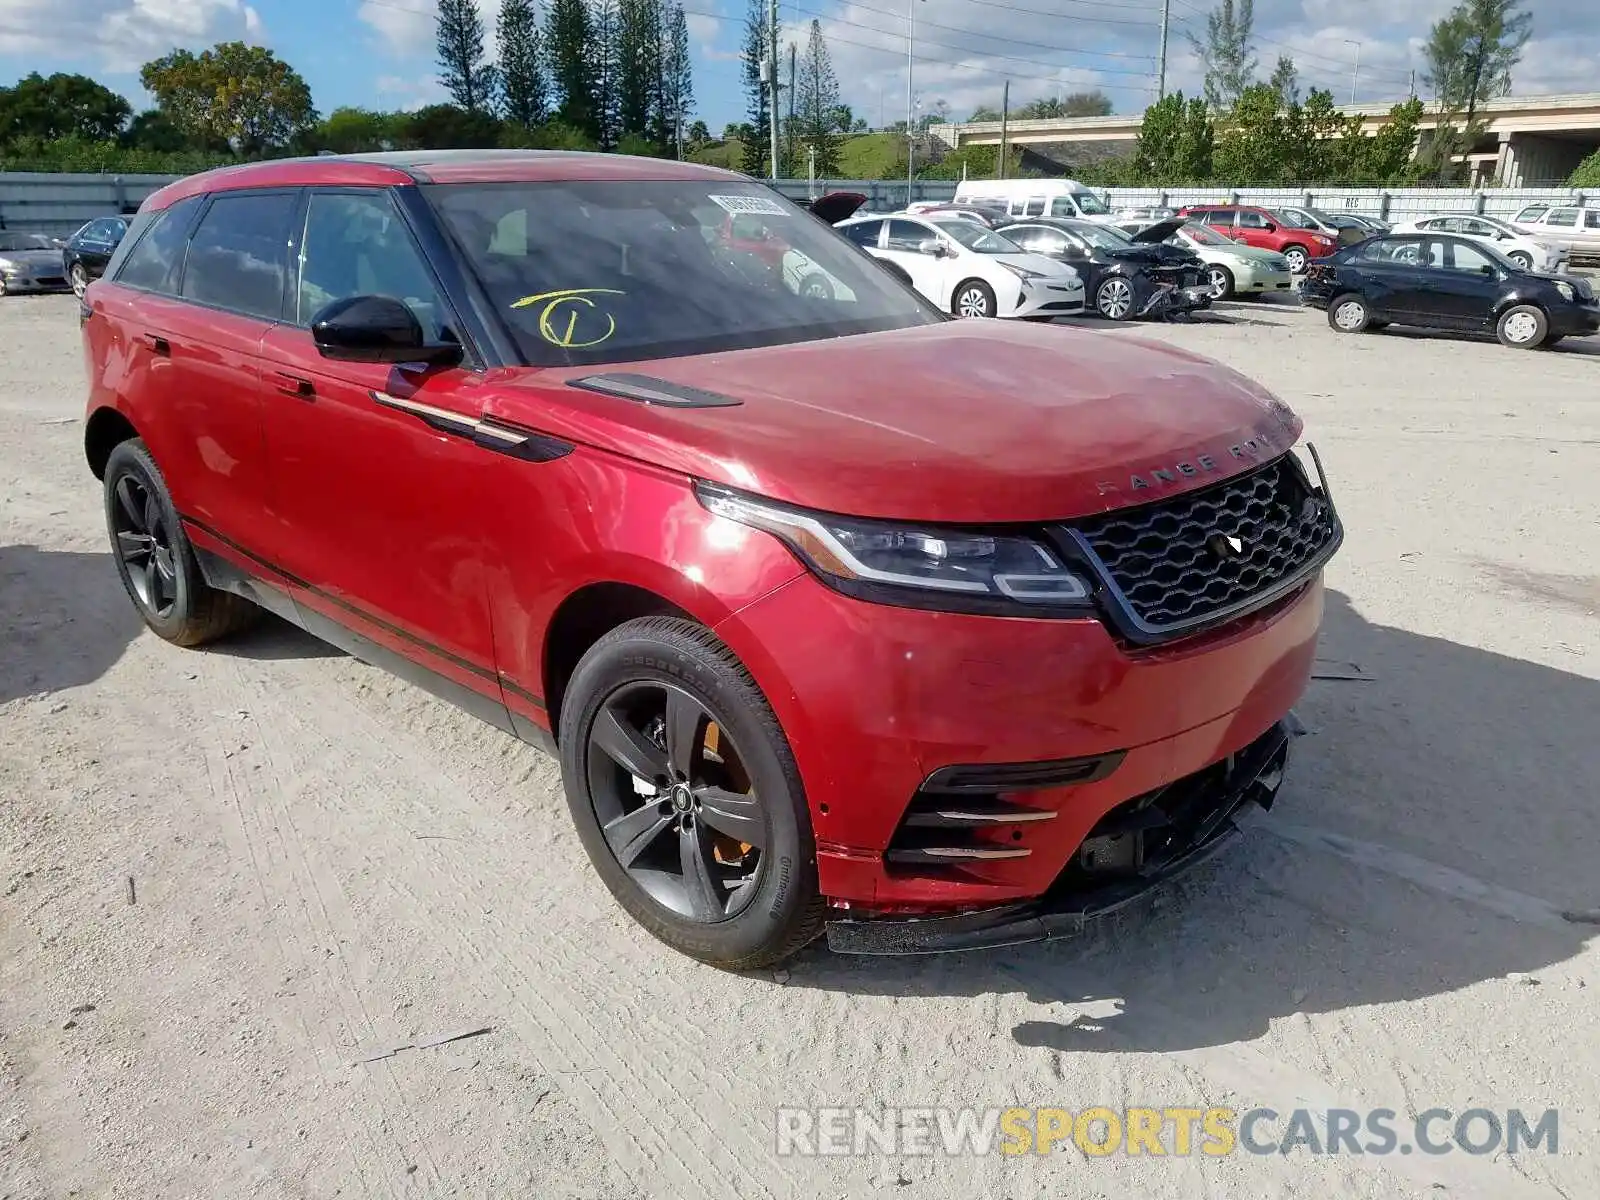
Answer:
1166;0;1415;80
814;0;1158;61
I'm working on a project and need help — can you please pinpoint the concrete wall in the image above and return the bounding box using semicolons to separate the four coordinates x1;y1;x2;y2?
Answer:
0;173;179;238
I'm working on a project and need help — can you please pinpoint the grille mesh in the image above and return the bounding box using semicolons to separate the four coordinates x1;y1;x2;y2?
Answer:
1074;456;1336;632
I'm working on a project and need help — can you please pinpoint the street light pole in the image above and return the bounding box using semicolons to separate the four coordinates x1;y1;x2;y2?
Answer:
906;0;916;195
1345;39;1361;105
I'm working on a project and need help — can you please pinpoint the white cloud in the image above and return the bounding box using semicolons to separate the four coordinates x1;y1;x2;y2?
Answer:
359;0;434;53
0;0;265;70
374;71;446;110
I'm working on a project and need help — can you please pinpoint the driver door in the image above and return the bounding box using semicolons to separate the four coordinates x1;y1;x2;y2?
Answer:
879;219;953;304
257;187;504;704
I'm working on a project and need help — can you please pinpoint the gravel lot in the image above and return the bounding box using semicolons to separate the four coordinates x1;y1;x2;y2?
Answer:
2;291;1597;1199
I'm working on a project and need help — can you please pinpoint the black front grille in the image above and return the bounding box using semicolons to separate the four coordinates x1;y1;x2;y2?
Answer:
1069;456;1339;638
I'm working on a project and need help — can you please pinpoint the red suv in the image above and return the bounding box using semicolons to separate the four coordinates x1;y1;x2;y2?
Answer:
1179;205;1338;274
81;153;1342;968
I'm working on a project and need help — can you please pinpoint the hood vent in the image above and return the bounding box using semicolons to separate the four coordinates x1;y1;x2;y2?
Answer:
568;373;743;409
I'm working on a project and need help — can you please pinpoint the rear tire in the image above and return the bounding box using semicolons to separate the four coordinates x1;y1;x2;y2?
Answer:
1328;293;1370;333
558;616;824;970
1495;304;1547;349
103;440;259;647
1506;251;1533;270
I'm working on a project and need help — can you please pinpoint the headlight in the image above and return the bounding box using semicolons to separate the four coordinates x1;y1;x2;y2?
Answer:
1555;281;1576;302
696;483;1092;613
0;259;16;275
1000;262;1045;281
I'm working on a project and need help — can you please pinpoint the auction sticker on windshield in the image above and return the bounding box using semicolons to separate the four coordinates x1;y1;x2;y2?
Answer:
709;194;789;216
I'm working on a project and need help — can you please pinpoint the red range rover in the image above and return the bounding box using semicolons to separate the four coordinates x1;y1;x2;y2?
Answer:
81;152;1342;968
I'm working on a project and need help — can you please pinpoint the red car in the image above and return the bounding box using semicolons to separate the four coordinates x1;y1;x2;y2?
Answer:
81;152;1342;968
1178;205;1339;274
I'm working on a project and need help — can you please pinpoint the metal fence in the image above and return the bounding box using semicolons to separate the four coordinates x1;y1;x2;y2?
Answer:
0;172;177;237
2;171;1590;235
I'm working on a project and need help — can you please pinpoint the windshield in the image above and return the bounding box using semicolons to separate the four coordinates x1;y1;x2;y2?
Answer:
1071;191;1109;215
931;219;1020;254
1178;221;1233;246
1069;222;1133;251
425;180;942;366
0;233;55;251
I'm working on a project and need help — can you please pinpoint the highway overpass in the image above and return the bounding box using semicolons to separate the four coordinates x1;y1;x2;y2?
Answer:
929;92;1600;186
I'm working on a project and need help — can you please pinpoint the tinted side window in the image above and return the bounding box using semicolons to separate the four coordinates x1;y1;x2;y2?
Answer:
181;192;296;320
1544;209;1577;227
885;220;930;251
115;196;203;293
842;220;881;247
1023;197;1045;217
1237;210;1269;229
1048;197;1078;217
296;190;449;339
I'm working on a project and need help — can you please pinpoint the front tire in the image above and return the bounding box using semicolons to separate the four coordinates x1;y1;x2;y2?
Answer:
1094;275;1136;320
1328;293;1371;333
1205;265;1234;300
1496;304;1547;349
103;440;258;646
1283;246;1309;274
952;279;996;318
1506;251;1533;270
69;262;89;297
558;616;824;970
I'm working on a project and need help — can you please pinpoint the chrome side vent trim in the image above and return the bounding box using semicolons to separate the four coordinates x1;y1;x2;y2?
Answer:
885;846;1033;864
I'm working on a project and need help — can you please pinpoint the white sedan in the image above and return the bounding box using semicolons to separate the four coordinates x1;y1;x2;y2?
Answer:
1391;214;1569;274
837;214;1084;319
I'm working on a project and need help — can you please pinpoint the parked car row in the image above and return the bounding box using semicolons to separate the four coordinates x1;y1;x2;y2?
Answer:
0;217;130;297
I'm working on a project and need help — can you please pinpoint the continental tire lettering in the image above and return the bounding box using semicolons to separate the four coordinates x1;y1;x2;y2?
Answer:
510;288;625;348
768;854;793;917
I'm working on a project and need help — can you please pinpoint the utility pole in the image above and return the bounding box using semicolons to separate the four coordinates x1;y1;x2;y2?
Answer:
998;80;1010;180
768;0;780;180
1409;68;1416;98
1157;0;1171;101
788;42;797;175
905;0;916;194
1344;39;1361;105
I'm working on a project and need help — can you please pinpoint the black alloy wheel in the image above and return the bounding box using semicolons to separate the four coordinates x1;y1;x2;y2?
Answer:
586;680;769;922
111;471;179;619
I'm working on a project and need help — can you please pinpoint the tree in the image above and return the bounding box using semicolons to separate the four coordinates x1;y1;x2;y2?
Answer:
314;106;403;153
616;0;662;143
499;0;548;127
120;108;191;152
1268;56;1299;107
0;73;131;144
661;4;696;153
827;103;852;133
1423;0;1531;128
1016;91;1112;119
545;0;598;138
739;0;771;176
140;42;316;152
1132;91;1214;182
437;0;498;114
794;20;842;176
402;103;504;149
687;119;710;144
1188;0;1257;112
592;0;622;147
1571;148;1600;188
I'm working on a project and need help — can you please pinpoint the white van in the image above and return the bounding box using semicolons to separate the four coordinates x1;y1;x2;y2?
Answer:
952;179;1115;222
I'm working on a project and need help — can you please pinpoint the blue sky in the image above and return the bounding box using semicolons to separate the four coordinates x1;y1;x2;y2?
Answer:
2;0;1595;134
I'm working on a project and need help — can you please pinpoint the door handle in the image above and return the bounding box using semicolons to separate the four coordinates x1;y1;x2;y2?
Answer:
273;372;315;399
144;333;170;356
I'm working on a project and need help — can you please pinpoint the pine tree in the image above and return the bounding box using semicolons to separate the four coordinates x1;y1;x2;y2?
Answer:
1187;0;1257;112
739;0;770;176
660;3;694;155
615;0;660;142
795;20;841;176
1423;0;1532;127
544;0;597;137
437;0;499;114
591;0;621;148
498;0;548;127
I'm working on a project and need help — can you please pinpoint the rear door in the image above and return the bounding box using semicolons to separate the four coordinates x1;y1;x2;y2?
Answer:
138;189;294;554
1354;237;1432;319
879;218;950;304
257;186;501;698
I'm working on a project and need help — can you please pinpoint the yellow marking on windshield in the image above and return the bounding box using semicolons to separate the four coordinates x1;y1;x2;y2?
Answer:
511;288;625;349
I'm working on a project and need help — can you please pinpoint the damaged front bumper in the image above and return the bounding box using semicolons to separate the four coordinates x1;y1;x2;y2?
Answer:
824;719;1292;955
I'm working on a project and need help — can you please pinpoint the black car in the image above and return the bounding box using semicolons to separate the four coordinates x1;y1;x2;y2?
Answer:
1303;232;1600;350
64;217;129;297
999;216;1210;320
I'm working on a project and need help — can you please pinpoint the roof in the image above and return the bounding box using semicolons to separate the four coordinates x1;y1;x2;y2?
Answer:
142;149;745;211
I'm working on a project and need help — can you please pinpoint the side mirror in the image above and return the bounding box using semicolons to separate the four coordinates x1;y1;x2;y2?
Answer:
1262;221;1277;232
1479;264;1498;277
917;238;946;257
311;295;461;365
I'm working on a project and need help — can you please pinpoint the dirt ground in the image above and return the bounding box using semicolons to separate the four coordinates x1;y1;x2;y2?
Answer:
2;291;1597;1199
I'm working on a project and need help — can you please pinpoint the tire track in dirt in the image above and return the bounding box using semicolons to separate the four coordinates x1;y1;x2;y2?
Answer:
219;650;798;1199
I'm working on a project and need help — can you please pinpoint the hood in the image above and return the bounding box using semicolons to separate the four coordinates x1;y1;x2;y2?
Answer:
1129;217;1185;244
1105;242;1200;267
997;251;1078;278
1210;241;1288;264
0;248;65;269
808;192;868;224
483;321;1302;524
